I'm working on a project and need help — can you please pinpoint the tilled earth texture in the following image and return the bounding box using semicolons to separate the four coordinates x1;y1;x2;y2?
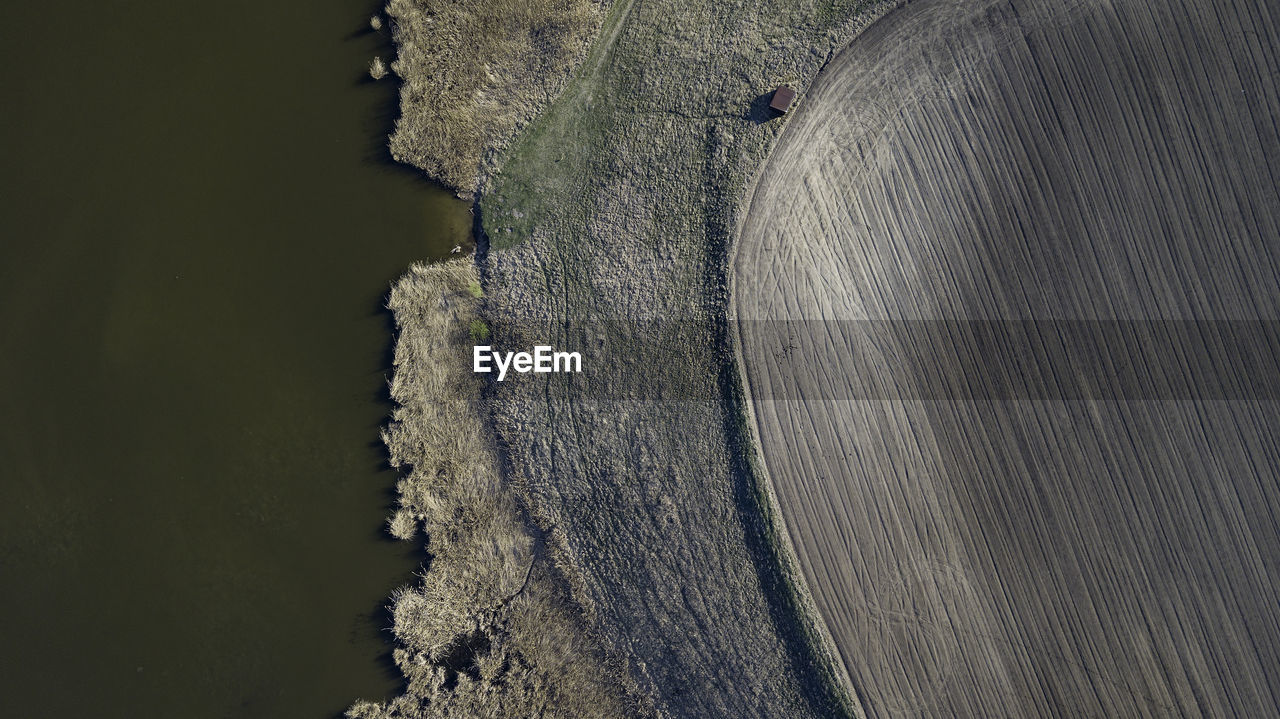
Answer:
734;0;1280;717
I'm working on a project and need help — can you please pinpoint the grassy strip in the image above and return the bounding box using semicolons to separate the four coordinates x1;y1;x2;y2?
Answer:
374;0;899;713
348;260;634;718
385;0;609;193
713;10;902;713
720;319;868;718
473;0;898;714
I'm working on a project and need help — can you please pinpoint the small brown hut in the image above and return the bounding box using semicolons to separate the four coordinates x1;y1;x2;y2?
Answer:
769;85;797;114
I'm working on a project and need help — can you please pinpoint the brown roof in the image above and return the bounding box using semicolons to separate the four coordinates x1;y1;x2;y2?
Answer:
769;85;797;113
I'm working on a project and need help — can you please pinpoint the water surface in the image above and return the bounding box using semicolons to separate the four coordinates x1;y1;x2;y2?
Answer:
0;0;469;715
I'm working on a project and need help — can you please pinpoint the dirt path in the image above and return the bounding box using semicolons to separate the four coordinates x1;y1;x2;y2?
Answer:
732;0;1280;715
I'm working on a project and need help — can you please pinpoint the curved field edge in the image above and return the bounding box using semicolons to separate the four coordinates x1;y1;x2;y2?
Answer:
715;7;909;715
718;345;866;718
730;0;1280;715
473;0;902;715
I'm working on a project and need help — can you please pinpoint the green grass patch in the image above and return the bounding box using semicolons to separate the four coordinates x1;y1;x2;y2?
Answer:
385;0;607;191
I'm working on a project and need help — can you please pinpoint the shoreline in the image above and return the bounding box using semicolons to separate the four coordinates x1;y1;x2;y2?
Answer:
384;0;612;194
367;0;900;715
349;260;641;718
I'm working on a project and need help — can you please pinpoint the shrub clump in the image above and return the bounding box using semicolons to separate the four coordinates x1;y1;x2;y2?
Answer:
383;0;608;192
369;56;388;80
387;508;416;540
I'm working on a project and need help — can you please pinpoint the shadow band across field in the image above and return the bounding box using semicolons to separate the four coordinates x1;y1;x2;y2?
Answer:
478;318;1280;400
739;319;1280;400
733;0;1280;716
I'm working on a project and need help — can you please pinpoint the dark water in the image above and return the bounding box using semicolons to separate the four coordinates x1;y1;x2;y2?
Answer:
0;0;469;716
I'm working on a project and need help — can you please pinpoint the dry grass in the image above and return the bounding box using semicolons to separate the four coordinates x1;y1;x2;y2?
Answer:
374;0;901;714
474;1;900;716
384;0;608;193
349;260;639;718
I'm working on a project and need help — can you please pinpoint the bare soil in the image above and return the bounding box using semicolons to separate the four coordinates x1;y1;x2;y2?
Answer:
733;0;1280;716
